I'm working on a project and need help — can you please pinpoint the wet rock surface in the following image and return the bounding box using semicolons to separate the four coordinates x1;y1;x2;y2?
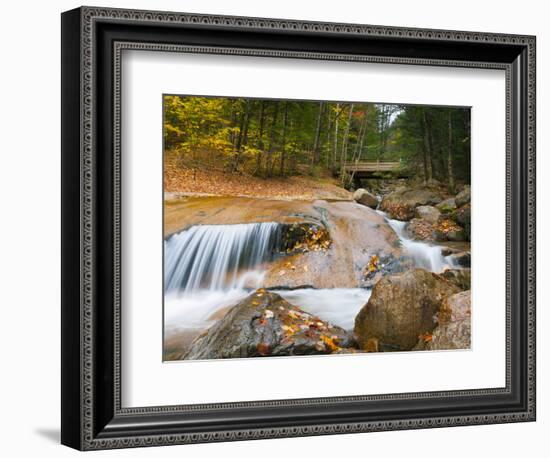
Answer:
262;200;403;289
183;290;356;360
164;195;322;238
279;222;332;254
439;242;471;256
360;254;415;288
165;197;403;290
446;251;471;267
354;268;460;351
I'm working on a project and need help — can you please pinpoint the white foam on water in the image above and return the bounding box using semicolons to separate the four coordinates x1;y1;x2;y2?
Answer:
385;217;457;273
275;288;372;330
165;286;372;333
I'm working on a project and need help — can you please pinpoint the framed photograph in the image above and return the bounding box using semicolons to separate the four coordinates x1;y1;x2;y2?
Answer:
61;6;536;450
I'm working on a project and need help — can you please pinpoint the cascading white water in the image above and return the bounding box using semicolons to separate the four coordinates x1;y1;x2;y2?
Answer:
384;215;456;273
164;221;373;334
165;222;282;293
165;222;282;333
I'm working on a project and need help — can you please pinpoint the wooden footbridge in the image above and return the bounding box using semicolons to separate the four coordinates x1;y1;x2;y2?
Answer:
340;160;405;179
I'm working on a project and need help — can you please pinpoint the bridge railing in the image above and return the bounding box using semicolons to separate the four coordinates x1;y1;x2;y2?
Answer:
340;160;402;173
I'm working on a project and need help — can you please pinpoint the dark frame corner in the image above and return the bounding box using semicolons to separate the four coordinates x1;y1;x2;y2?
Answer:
62;5;536;450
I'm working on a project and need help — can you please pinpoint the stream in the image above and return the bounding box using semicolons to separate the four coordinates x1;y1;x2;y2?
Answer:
164;201;459;340
381;212;457;273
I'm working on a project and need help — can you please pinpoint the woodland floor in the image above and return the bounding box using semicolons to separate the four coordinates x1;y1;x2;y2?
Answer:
164;157;352;201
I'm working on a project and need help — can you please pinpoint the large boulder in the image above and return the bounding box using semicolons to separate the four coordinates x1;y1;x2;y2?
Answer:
414;205;441;224
440;268;471;290
426;320;471;350
379;188;442;221
262;201;403;289
440;229;467;242
436;198;457;214
455;203;471;241
414;290;471;350
354;268;460;351
184;290;355;360
433;219;467;242
440;244;468;257
447;251;471;268
455;203;471;227
455;186;471;207
353;188;379;209
438;290;471;324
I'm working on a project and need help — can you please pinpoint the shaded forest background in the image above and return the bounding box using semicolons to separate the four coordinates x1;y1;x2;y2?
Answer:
163;95;471;191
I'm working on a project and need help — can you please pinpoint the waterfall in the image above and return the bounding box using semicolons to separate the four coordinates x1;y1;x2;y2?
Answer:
164;222;374;333
164;222;282;293
385;217;455;273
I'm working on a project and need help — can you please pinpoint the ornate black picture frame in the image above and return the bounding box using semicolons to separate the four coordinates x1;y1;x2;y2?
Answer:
61;6;536;450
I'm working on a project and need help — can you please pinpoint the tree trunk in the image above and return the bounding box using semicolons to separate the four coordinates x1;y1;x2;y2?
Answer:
463;109;471;177
233;100;250;172
447;110;455;193
241;105;251;149
379;105;387;159
228;100;237;148
421;110;431;183
324;108;334;168
266;103;279;177
349;112;368;186
255;101;266;175
425;112;437;179
234;108;245;153
340;104;353;164
354;114;367;160
279;102;289;176
312;101;325;165
340;104;354;183
333;103;340;171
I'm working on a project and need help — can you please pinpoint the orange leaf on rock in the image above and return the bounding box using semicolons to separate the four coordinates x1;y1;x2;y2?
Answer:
256;343;270;356
419;333;433;343
320;335;340;352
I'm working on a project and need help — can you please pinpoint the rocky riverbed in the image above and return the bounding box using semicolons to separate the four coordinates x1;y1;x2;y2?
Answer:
164;181;472;361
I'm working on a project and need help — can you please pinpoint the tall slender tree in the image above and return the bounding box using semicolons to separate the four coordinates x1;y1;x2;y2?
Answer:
447;109;455;193
254;100;267;175
233;99;251;171
312;101;325;165
332;103;340;171
266;103;280;177
340;104;354;166
279;102;289;176
421;110;432;183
